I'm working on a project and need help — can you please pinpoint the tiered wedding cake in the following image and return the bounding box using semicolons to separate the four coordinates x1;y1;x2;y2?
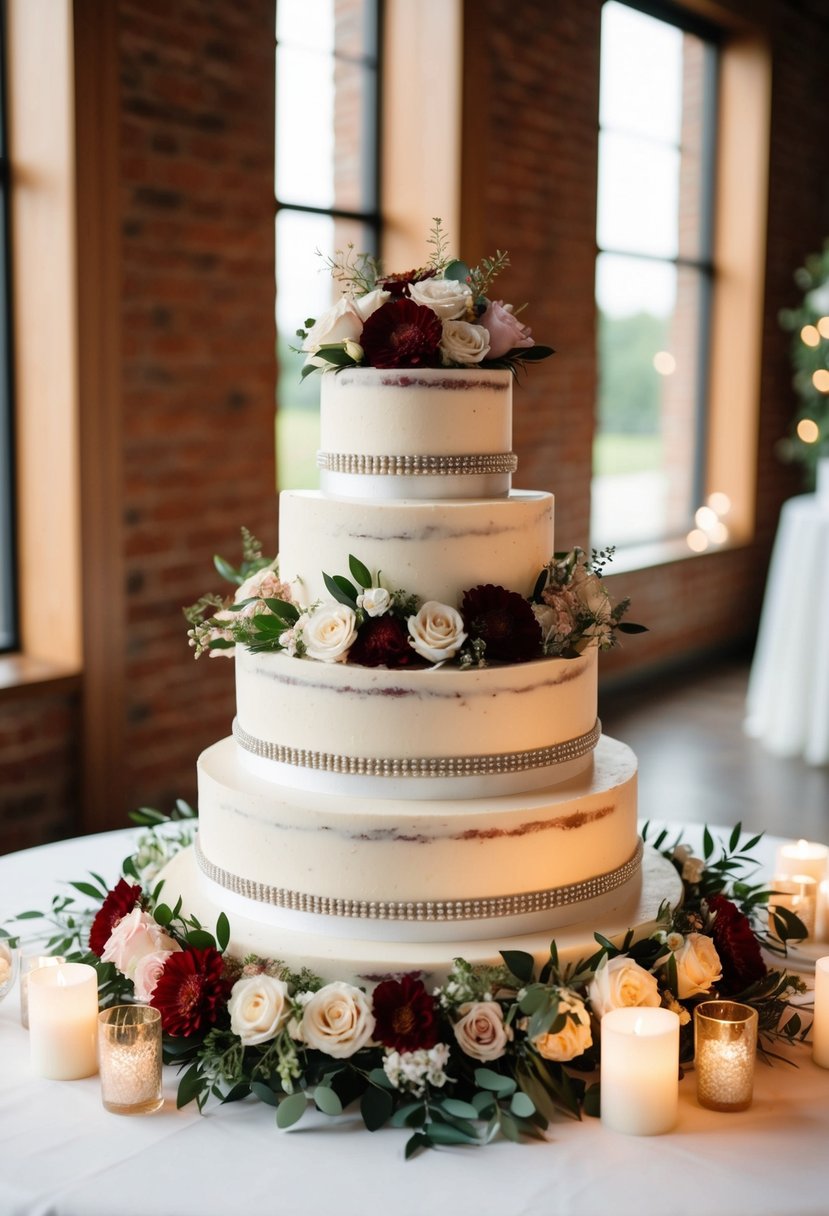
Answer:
166;329;680;983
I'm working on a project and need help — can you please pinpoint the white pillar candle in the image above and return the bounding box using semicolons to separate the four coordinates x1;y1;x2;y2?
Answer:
814;957;829;1070
774;839;829;886
600;1007;680;1135
28;962;99;1080
20;954;66;1029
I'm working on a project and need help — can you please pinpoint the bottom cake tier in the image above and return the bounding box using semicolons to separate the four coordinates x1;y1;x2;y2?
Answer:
157;843;683;988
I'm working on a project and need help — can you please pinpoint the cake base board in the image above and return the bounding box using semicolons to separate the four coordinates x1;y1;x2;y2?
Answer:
158;843;682;987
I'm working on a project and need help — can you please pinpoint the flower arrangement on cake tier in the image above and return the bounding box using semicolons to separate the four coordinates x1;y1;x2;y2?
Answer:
7;813;809;1157
184;530;646;666
296;218;554;374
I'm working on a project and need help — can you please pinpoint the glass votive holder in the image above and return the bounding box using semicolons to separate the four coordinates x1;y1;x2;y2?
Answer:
769;874;817;939
98;1004;163;1115
694;1000;758;1112
0;940;18;1003
20;954;66;1029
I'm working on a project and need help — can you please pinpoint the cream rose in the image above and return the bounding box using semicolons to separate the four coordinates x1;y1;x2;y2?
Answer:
228;974;291;1046
407;277;472;320
302;603;358;662
133;948;179;1003
302;289;389;356
100;907;178;980
439;320;491;366
532;989;593;1063
673;932;722;998
298;981;375;1059
453;1001;512;1062
407;601;467;663
357;587;391;618
478;299;534;359
587;955;661;1018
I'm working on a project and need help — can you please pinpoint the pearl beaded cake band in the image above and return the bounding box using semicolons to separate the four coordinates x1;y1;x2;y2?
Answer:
231;717;602;778
316;451;519;476
194;835;643;923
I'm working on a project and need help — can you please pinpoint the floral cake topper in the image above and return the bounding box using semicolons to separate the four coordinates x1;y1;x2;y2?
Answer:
297;219;554;375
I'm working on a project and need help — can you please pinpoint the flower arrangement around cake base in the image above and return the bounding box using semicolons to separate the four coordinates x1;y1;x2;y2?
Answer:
5;811;809;1157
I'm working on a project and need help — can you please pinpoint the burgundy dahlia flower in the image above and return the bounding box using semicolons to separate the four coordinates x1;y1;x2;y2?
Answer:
707;893;768;993
372;974;440;1053
89;878;143;958
360;299;442;369
150;946;231;1037
348;614;421;668
377;267;436;298
462;584;542;663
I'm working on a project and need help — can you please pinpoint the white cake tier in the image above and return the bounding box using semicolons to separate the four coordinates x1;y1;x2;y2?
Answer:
156;840;681;988
318;367;514;499
234;646;598;799
196;733;638;936
277;489;554;610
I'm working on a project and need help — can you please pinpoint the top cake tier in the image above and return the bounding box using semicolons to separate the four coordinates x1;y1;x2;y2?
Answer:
317;367;516;500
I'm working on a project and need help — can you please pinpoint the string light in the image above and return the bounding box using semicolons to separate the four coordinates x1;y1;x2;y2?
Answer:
812;370;829;393
707;491;731;516
801;324;820;347
687;491;731;553
817;317;829;339
653;351;676;375
797;419;821;444
686;529;709;553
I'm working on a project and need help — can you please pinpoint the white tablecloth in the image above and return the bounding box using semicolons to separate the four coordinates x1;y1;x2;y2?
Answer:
1;829;828;1216
746;491;829;765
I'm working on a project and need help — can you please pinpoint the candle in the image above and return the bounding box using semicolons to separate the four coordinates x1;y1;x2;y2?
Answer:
20;954;66;1029
98;1005;163;1115
600;1007;680;1135
694;1000;757;1111
28;962;99;1080
774;839;829;886
814;957;829;1069
816;880;829;942
769;874;817;939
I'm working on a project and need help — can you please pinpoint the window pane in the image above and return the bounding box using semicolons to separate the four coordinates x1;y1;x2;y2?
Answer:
597;130;680;258
599;2;683;142
276;210;375;490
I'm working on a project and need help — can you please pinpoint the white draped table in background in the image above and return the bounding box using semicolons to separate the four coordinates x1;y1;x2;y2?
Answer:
1;828;828;1216
746;487;829;765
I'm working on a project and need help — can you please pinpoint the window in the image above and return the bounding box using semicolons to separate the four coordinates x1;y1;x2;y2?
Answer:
592;1;719;551
0;5;16;653
275;0;381;490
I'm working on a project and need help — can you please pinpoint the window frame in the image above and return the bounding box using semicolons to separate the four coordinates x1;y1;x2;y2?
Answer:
0;0;18;654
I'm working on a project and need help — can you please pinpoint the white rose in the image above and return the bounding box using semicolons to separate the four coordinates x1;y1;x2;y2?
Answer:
453;1001;512;1062
407;601;467;663
353;288;391;321
439;320;491;366
302;295;365;353
532;989;593;1063
587;955;661;1018
302;603;357;662
133;948;179;1002
673;932;722;998
356;587;391;617
100;906;178;980
299;981;375;1059
407;276;472;320
228;974;291;1046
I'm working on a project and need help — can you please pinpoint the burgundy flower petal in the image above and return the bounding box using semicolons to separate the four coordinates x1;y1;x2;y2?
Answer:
89;878;143;957
348;615;422;668
462;584;542;663
150;947;231;1037
360;299;442;369
707;893;768;993
372;974;439;1052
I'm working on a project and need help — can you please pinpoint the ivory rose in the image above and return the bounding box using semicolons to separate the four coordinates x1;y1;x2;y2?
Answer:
479;300;534;359
302;603;358;662
407;277;472;320
228;974;291;1046
439;320;491;365
673;932;723;998
532;989;593;1062
453;1001;512;1062
101;906;178;980
357;587;391;618
587;955;661;1018
302;289;389;356
133;948;179;1003
407;601;467;663
298;981;376;1058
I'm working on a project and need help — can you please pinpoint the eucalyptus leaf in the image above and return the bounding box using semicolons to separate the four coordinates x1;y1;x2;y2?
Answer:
426;1121;480;1147
497;1110;521;1143
440;1097;481;1120
474;1068;516;1098
276;1091;308;1129
510;1091;535;1119
443;258;470;282
314;1085;343;1117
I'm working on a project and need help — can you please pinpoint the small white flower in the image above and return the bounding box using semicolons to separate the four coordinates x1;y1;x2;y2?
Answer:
356;587;391;617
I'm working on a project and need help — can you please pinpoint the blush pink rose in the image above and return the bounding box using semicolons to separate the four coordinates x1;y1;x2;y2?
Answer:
479;300;535;359
101;906;179;980
133;948;180;1002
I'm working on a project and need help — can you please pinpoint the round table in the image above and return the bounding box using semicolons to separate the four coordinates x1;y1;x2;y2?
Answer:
0;827;827;1216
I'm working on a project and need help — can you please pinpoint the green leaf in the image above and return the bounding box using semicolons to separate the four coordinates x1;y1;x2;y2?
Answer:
440;1097;481;1120
703;826;714;859
215;912;230;952
176;1063;205;1109
518;986;548;1014
474;1068;516;1098
276;1091;308;1129
391;1100;426;1128
405;1132;430;1160
262;598;300;623
322;571;358;608
500;949;535;985
510;1091;535;1119
250;1081;280;1108
729;822;742;853
443;258;470;282
313;1084;343;1117
361;1085;393;1131
153;903;173;927
497;1110;521;1143
185;929;217;950
348;555;373;589
583;1082;601;1118
472;1090;496;1117
426;1121;480;1147
367;1067;394;1090
214;555;243;585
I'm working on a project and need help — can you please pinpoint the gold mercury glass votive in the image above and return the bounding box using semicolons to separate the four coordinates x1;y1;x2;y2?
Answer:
98;1004;164;1115
20;954;66;1029
694;1000;758;1112
769;874;817;939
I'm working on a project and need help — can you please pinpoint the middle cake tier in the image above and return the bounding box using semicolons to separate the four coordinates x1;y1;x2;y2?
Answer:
277;488;554;607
